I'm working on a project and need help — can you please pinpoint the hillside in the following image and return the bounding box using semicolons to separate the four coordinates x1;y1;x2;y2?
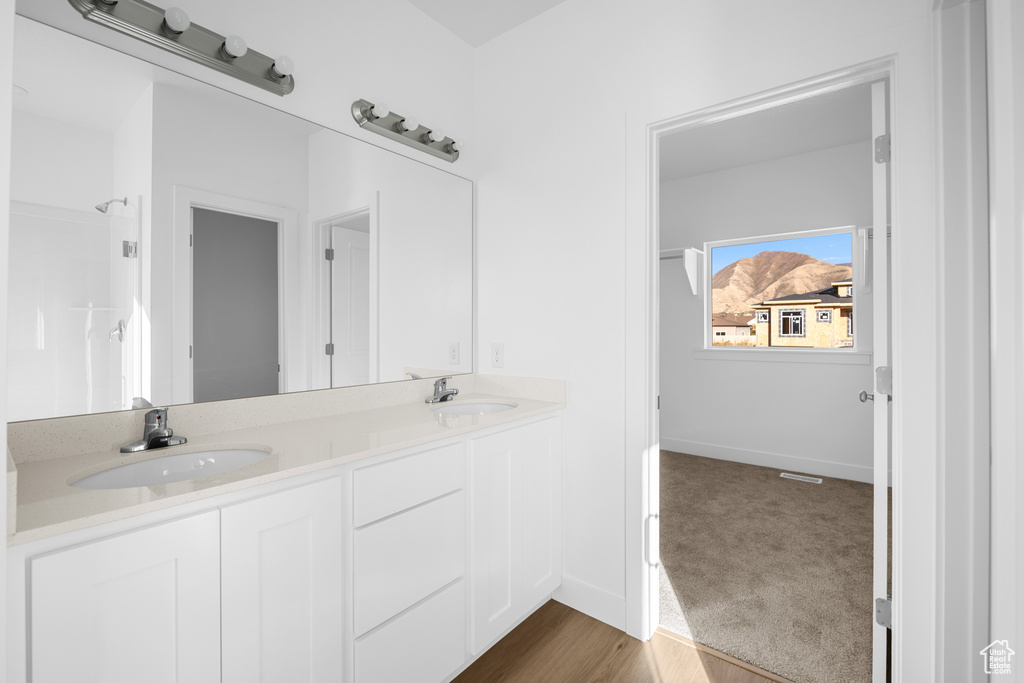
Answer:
711;251;853;315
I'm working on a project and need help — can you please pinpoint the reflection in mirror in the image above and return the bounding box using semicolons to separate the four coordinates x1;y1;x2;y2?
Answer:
7;16;473;422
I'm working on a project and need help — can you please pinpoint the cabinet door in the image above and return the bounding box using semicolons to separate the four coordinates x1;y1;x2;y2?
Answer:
469;428;523;653
521;417;563;609
221;477;344;683
31;511;220;683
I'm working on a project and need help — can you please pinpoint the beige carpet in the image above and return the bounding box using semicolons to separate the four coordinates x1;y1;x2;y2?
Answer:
659;451;874;683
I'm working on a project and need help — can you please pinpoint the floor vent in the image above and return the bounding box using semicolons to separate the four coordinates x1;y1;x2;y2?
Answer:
780;472;823;484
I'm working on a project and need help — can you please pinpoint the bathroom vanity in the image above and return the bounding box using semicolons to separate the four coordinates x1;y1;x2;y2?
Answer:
5;375;564;683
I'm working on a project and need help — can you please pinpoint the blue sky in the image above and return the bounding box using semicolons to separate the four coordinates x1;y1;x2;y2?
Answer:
711;233;853;275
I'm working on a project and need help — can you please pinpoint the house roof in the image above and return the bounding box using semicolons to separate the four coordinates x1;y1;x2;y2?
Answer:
756;286;853;306
712;313;755;327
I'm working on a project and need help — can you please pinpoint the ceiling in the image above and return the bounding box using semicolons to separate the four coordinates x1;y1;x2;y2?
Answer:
659;83;875;182
405;0;571;47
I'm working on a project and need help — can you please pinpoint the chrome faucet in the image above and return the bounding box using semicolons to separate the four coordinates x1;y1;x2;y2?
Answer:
425;376;459;403
120;408;188;453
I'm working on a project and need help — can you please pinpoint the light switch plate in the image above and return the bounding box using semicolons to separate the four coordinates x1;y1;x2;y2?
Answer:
491;343;504;368
449;342;460;364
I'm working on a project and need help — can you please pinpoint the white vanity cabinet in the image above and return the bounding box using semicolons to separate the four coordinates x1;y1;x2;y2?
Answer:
469;416;562;653
221;477;344;683
30;511;221;683
10;409;563;683
351;442;468;683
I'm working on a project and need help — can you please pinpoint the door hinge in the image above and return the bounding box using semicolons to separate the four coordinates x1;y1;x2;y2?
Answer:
325;343;335;356
122;240;137;258
657;395;660;410
875;366;892;396
325;248;335;261
875;596;892;629
188;345;193;359
189;234;193;247
874;134;891;164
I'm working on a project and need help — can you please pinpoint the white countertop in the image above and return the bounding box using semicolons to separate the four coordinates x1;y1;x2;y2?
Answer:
9;390;562;546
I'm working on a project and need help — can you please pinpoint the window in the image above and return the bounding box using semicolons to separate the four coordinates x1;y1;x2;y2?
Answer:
780;309;805;337
706;228;856;350
714;330;726;337
847;311;853;337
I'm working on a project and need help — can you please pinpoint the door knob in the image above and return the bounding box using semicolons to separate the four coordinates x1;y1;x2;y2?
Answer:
859;390;874;403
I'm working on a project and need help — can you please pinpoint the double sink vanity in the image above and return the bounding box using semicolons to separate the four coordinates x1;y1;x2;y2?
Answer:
5;374;565;683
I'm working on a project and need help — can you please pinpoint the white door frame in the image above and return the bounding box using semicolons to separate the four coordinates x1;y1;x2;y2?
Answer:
171;186;299;405
624;59;896;649
310;192;380;390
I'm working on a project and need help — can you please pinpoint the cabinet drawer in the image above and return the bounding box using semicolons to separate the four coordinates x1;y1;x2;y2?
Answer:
355;581;466;683
354;492;465;636
353;442;464;527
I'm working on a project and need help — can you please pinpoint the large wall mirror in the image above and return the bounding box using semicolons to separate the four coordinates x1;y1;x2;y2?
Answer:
7;16;473;422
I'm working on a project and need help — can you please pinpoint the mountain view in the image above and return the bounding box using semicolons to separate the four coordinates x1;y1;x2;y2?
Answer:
711;251;853;315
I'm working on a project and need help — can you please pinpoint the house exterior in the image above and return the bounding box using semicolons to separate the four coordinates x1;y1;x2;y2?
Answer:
749;280;853;348
711;313;754;345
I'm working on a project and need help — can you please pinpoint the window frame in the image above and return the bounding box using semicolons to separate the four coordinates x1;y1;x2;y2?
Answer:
779;308;807;337
704;225;863;351
817;309;832;324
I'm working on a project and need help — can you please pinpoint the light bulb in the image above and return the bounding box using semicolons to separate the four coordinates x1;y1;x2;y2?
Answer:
271;56;294;79
397;116;418;132
162;7;190;34
370;102;389;119
222;35;248;59
426;129;446;143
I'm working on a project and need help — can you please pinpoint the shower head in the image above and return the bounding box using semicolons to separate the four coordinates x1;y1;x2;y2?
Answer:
95;197;128;213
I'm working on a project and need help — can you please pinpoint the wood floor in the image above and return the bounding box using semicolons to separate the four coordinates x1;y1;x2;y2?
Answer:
454;600;794;683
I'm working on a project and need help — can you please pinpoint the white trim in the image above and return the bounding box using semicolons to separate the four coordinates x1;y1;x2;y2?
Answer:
552;575;626;631
171;187;301;405
660;437;885;486
691;348;871;365
986;0;1022;666
1;2;14;679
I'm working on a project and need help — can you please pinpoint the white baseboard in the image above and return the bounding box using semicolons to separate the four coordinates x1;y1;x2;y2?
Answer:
553;574;626;631
660;436;889;485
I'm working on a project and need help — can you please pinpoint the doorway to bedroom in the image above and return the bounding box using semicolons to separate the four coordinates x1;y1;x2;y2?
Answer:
655;77;892;683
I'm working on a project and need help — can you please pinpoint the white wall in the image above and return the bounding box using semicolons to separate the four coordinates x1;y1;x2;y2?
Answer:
149;82;311;405
475;0;942;675
9;110;113;210
660;142;876;482
307;129;473;383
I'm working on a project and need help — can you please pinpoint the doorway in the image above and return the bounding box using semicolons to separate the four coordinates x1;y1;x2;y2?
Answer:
170;187;298;405
652;73;892;682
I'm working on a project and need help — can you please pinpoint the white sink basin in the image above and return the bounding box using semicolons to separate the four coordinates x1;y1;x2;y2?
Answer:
70;447;271;490
433;401;517;416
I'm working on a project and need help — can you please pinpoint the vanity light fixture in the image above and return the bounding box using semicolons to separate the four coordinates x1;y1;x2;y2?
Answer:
66;0;295;96
352;99;460;163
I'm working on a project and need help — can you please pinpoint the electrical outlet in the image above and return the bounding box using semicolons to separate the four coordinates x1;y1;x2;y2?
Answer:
491;343;504;368
448;342;460;365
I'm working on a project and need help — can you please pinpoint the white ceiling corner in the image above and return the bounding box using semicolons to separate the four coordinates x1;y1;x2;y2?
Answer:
404;0;571;47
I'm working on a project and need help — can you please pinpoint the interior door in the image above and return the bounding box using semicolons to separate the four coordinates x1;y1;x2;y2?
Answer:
870;79;892;683
330;223;371;387
192;207;281;402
